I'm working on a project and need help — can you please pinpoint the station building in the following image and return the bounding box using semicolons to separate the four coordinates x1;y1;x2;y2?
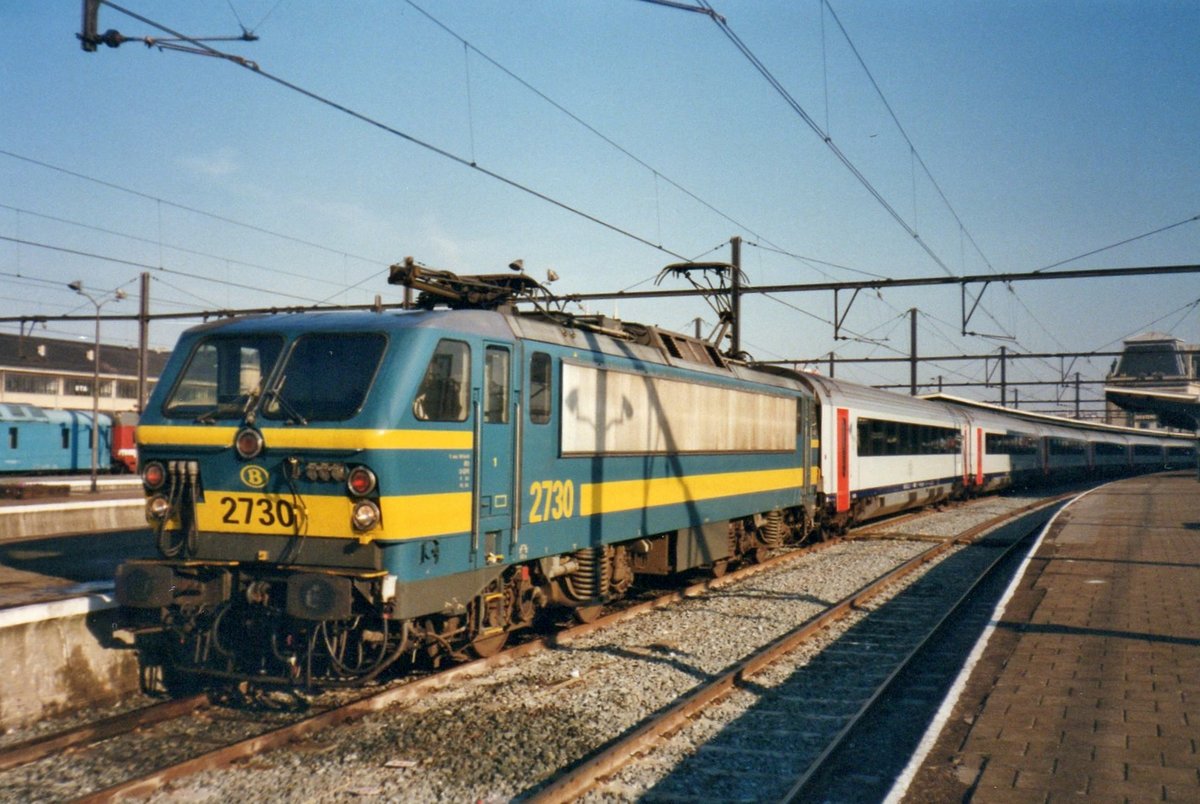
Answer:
1104;331;1200;431
0;332;170;414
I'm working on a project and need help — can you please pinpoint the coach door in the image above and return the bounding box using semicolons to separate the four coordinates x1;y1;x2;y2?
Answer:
474;342;516;567
836;408;851;513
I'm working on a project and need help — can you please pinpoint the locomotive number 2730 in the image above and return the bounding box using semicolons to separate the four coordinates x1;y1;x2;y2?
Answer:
528;479;574;523
219;495;297;528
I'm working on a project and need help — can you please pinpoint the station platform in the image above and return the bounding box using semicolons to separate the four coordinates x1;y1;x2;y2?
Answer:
903;471;1200;801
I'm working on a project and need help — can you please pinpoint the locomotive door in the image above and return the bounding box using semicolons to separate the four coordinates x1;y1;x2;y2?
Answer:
474;342;516;567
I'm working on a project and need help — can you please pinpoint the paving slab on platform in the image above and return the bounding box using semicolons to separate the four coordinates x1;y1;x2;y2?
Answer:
904;471;1200;802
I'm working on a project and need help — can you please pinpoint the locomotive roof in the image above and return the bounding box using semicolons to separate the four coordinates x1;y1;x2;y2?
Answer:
178;308;514;340
178;308;813;397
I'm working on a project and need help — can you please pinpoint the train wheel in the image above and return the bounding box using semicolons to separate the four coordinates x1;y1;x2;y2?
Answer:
572;604;604;624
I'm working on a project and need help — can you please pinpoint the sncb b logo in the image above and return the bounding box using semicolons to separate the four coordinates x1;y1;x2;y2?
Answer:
240;465;268;489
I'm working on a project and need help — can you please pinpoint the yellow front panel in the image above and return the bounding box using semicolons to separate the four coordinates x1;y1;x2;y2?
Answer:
579;467;805;517
193;490;472;540
195;491;350;537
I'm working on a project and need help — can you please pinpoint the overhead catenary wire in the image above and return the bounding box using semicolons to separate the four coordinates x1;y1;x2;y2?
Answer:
96;2;693;264
0;202;362;293
63;4;1197;403
0;150;386;268
403;0;774;254
0;235;332;306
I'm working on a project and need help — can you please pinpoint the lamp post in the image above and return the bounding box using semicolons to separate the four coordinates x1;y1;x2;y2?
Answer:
68;281;126;493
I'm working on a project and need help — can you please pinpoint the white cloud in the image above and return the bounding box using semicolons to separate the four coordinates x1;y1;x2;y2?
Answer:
178;148;241;178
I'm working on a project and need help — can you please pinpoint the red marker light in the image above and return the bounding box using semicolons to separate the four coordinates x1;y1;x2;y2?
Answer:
235;428;264;459
142;461;166;490
346;466;377;497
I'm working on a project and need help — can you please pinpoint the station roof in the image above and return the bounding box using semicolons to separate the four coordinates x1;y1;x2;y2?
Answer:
0;332;171;377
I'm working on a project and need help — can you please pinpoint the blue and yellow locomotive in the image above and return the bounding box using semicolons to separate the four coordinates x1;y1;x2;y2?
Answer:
116;267;820;686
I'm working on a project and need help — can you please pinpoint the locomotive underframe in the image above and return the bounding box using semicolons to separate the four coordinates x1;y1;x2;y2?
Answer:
117;503;813;688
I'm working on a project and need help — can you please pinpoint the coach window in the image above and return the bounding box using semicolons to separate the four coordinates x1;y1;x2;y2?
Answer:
484;346;510;424
414;339;470;422
529;352;552;424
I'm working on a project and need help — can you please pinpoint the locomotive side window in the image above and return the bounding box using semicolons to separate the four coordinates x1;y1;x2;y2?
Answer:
265;333;386;422
529;352;552;424
413;339;470;422
164;335;284;419
483;346;510;424
8;427;16;449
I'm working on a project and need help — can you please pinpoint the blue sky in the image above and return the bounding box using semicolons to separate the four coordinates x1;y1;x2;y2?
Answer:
2;1;1198;413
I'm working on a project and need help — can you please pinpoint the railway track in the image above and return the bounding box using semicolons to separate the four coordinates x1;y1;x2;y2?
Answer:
0;492;1067;802
0;531;844;801
531;494;1069;802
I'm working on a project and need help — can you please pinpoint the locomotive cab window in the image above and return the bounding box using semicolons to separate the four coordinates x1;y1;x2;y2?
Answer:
483;346;510;424
414;339;470;422
264;333;387;423
164;335;284;420
529;352;552;424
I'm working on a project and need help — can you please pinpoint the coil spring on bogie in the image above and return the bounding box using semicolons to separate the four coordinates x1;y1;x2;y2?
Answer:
563;546;611;600
760;509;787;548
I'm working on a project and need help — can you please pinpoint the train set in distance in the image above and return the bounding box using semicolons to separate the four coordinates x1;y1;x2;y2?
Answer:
112;265;1196;688
0;405;136;475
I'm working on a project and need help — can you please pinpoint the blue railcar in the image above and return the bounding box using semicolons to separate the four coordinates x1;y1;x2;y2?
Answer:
0;404;112;473
117;292;820;685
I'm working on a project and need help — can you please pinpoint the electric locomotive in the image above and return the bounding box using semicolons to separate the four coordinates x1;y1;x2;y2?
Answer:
116;267;820;686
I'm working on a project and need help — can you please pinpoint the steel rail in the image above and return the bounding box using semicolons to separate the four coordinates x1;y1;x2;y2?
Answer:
0;694;209;773
524;494;1072;803
778;503;1065;801
68;535;848;802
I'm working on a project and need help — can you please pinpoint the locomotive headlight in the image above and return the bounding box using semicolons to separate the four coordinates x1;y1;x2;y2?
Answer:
146;495;172;522
346;466;377;497
235;427;264;459
142;461;167;491
351;500;381;531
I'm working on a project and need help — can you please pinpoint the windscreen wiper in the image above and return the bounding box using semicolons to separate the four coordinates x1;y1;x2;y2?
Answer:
264;381;308;426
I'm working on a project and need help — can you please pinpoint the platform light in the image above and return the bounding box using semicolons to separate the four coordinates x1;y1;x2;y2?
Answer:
67;280;126;493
